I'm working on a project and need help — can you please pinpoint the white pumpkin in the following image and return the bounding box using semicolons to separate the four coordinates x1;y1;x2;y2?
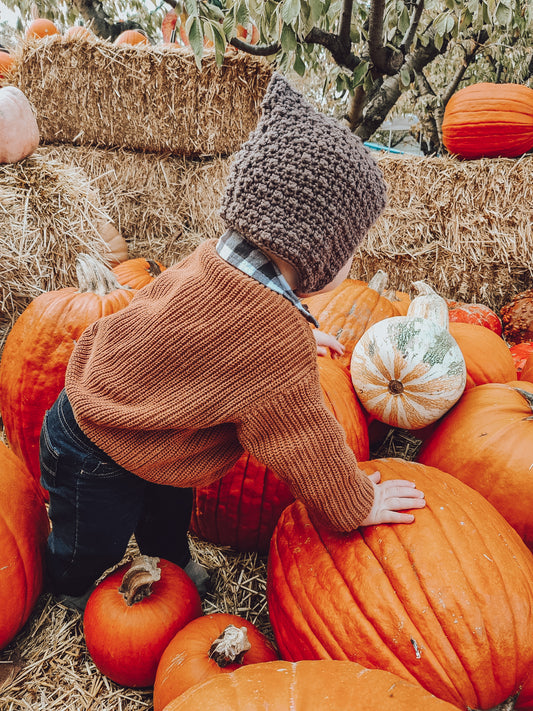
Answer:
350;282;466;429
0;86;40;164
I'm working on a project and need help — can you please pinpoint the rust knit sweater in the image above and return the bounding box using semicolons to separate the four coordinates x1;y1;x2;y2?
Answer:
65;240;374;531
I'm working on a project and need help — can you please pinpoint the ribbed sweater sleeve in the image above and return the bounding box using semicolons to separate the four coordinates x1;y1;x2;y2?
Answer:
237;374;374;531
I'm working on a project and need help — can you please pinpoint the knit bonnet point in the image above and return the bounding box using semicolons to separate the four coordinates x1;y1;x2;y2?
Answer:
220;72;387;293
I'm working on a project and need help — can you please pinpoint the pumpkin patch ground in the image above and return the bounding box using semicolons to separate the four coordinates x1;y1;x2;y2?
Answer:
2;35;533;711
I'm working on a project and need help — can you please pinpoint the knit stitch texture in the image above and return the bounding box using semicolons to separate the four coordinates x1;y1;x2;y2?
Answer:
65;241;374;531
220;73;387;293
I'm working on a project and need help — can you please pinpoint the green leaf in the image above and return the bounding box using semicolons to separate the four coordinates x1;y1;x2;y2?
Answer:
223;8;236;37
186;16;204;67
352;60;369;86
185;0;199;18
235;1;250;27
434;32;444;51
444;0;455;8
308;0;323;25
282;0;301;25
280;22;298;51
495;1;513;25
205;2;225;21
293;50;306;76
400;65;411;87
210;21;227;65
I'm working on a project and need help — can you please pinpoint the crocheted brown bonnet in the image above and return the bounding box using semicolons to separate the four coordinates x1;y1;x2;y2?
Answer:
219;73;387;293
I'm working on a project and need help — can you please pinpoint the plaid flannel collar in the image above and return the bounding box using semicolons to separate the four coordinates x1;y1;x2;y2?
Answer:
216;230;319;328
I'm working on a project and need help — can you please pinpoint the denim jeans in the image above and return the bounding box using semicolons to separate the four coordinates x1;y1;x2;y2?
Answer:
40;389;193;596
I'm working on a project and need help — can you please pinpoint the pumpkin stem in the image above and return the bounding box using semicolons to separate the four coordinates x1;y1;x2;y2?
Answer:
367;270;389;295
76;254;131;295
118;555;161;606
147;260;163;277
208;625;251;667
407;281;449;329
513;387;533;419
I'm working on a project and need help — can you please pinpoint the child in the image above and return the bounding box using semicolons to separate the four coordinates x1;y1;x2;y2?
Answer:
40;73;425;610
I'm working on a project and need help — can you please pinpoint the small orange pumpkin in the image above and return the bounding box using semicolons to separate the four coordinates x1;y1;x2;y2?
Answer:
114;29;150;45
0;51;14;80
153;613;278;710
112;258;167;290
25;18;60;39
64;25;93;39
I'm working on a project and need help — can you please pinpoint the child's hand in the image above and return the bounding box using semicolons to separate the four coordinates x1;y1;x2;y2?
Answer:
359;470;425;526
313;329;345;357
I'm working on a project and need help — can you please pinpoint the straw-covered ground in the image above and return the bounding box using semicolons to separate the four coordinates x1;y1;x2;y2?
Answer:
0;431;419;711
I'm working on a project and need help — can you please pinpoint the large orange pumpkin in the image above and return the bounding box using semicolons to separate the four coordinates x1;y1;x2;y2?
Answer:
302;272;401;368
190;357;368;553
161;660;462;711
267;458;533;710
448;321;516;389
0;443;49;650
442;82;533;159
153;613;278;710
0;255;136;493
417;380;533;550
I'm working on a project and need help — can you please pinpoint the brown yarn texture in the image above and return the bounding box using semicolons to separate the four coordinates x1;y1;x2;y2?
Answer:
220;73;387;293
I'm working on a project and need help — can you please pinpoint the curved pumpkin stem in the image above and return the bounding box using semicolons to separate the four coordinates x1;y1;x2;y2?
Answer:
513;387;533;420
408;281;449;329
118;555;161;606
367;270;389;294
147;259;163;277
208;625;251;667
76;253;131;295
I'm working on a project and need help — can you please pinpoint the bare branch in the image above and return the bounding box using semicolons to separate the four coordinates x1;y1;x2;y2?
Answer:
338;0;354;51
367;0;404;75
400;0;424;53
229;36;280;55
304;26;360;71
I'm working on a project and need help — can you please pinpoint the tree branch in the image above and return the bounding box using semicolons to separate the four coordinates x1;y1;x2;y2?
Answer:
367;0;403;75
338;0;354;51
304;26;360;71
228;36;281;55
400;0;424;53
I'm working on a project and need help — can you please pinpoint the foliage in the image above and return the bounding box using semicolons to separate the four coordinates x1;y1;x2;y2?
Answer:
3;0;532;152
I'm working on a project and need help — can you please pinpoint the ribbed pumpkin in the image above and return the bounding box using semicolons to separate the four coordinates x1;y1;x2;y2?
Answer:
84;556;202;688
0;443;49;650
267;458;533;710
160;660;462;711
350;283;466;429
511;342;533;379
520;352;533;383
190;357;369;553
114;29;150;45
302;272;401;368
0;86;40;164
112;257;167;290
446;299;502;336
153;613;278;711
418;380;533;551
0;255;135;493
442;82;533;159
448;321;516;389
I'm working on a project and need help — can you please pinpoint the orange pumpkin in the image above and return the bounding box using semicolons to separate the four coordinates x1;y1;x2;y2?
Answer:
520;352;533;383
267;458;533;710
0;51;14;80
510;342;533;379
160;660;462;711
0;443;49;650
153;613;278;710
448;321;516;389
64;26;93;39
303;272;400;369
0;255;136;494
25;18;60;39
84;556;202;688
446;298;502;336
442;82;533;159
418;381;533;550
114;29;150;45
112;258;167;290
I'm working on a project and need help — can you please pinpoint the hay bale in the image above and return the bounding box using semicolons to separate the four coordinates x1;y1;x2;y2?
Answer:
11;35;272;156
358;153;533;310
36;143;232;265
0;152;122;351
